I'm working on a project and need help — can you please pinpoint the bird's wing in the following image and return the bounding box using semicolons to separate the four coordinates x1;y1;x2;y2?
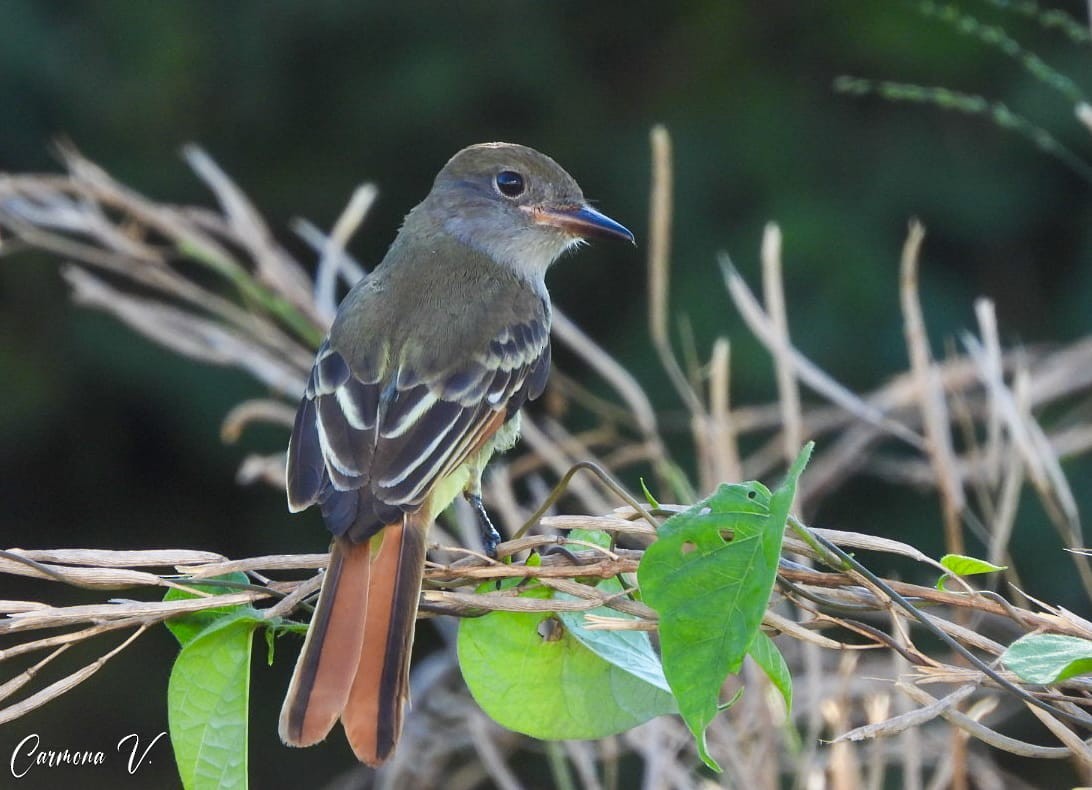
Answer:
286;313;550;540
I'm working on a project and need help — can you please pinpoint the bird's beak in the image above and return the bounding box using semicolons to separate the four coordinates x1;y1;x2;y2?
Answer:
527;204;636;244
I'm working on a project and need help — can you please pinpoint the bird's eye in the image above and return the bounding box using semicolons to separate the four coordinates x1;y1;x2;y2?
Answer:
495;170;525;198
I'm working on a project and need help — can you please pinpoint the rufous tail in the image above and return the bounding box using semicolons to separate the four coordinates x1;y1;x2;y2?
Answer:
279;515;427;766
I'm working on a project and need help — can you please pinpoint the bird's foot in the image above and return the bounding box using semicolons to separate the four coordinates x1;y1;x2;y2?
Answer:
465;493;502;559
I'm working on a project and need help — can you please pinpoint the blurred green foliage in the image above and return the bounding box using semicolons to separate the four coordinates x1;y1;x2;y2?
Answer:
1;2;1090;786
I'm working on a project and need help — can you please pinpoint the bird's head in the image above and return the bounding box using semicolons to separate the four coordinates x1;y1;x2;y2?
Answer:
420;142;634;282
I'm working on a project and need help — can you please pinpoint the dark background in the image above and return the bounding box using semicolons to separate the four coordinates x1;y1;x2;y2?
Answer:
1;2;1090;787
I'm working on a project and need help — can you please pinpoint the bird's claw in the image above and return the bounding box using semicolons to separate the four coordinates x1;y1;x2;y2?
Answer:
466;493;502;559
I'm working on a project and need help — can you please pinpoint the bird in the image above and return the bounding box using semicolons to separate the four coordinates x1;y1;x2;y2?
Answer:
278;142;634;765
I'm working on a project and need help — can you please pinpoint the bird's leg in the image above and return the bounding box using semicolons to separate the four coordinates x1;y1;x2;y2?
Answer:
463;487;502;559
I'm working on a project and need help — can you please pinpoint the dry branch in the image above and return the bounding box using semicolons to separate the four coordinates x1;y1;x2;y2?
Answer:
3;138;1092;786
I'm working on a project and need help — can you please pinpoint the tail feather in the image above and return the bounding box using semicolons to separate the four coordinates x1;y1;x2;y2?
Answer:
279;538;371;747
279;515;428;766
342;514;428;765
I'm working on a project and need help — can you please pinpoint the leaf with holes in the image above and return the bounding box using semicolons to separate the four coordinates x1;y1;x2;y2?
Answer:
637;444;811;771
457;586;675;740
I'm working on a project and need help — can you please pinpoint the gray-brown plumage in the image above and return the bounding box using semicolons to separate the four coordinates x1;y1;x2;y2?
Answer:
279;142;633;766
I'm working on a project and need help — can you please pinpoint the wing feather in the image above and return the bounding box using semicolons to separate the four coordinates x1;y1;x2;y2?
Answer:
288;311;550;541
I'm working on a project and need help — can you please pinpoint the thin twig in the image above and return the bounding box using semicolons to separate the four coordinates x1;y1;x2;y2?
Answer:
899;221;965;556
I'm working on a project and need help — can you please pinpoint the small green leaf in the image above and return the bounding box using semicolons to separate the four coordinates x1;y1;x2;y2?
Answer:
263;618;307;667
638;443;811;771
457;586;675;740
717;687;744;712
939;554;1007;575
265;625;276;666
168;612;258;790
937;554;1007;589
748;631;792;714
640;478;661;509
164;573;255;646
1002;633;1092;684
567;528;613;550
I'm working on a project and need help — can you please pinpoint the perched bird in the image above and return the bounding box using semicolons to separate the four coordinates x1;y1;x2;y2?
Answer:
279;142;634;765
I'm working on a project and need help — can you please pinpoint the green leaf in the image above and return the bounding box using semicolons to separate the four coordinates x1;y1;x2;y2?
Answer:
557;577;672;694
457;586;675;740
163;573;255;646
939;554;1007;575
1002;633;1092;684
640;478;661;509
748;630;792;713
937;554;1007;590
168;612;258;790
265;625;276;666
567;528;613;550
637;443;811;771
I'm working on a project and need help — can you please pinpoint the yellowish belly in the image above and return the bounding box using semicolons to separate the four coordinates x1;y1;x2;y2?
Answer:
423;413;521;523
